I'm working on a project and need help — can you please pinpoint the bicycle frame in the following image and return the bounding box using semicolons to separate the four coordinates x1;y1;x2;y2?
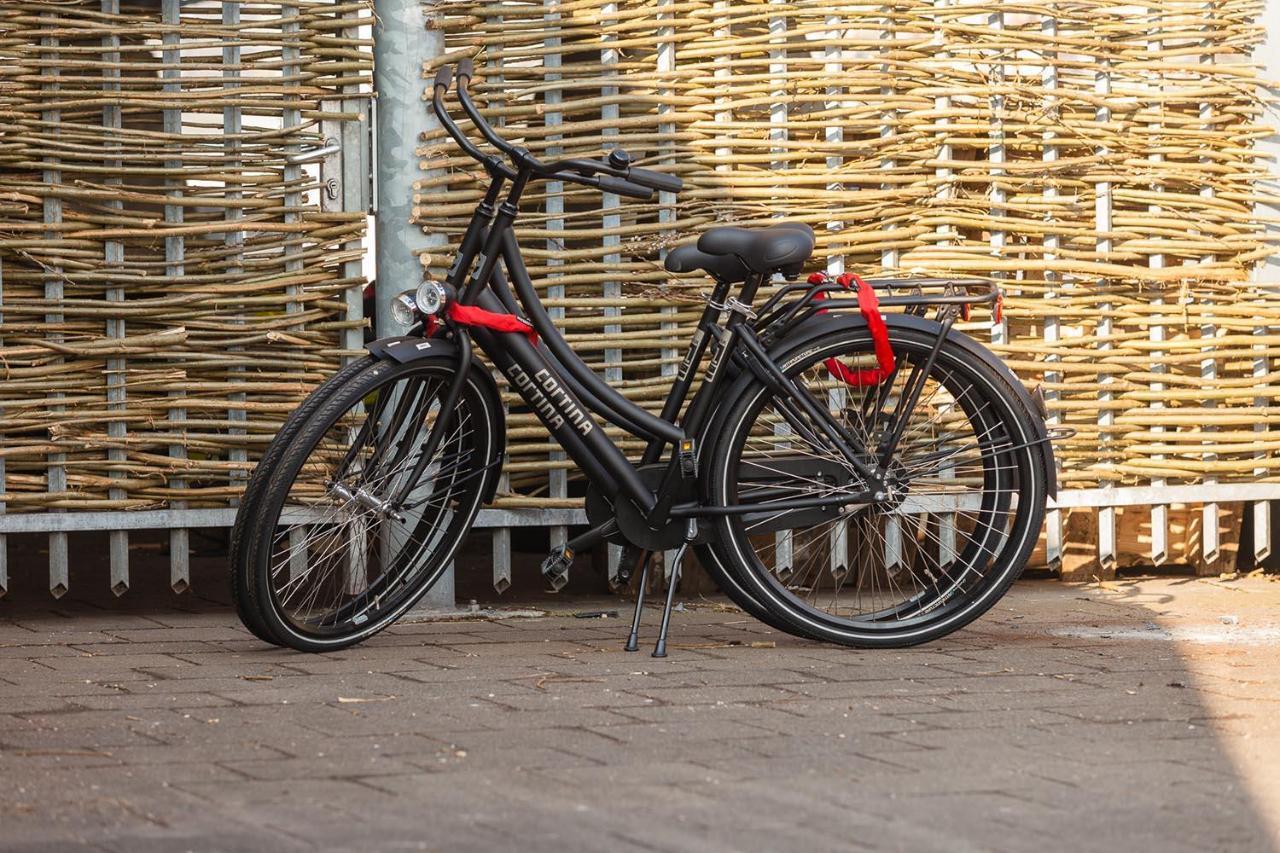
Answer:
436;163;812;523
392;61;1010;547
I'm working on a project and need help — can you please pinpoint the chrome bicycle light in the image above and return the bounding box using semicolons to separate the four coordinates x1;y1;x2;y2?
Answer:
390;289;420;327
415;279;451;317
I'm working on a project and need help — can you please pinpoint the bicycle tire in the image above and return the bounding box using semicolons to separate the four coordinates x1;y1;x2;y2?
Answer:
236;356;502;652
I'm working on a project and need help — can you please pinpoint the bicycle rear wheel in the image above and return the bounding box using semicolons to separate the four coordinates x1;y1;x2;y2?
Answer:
235;357;502;652
706;324;1046;647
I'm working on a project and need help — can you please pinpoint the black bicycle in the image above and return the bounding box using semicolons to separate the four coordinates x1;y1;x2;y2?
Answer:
231;60;1056;655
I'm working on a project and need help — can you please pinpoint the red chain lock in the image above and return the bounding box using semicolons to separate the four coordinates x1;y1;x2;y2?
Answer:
806;272;896;386
426;303;539;345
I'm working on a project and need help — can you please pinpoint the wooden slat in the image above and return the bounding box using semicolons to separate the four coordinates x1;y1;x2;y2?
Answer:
102;0;129;596
1198;20;1220;569
0;257;6;597
601;1;624;587
224;1;248;504
1147;14;1169;567
544;4;569;584
881;3;902;571
1041;10;1063;571
40;17;68;597
769;2;793;577
825;13;849;582
658;0;679;582
1095;55;1117;572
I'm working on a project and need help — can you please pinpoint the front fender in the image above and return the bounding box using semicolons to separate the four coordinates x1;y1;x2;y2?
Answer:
365;335;507;504
367;334;446;363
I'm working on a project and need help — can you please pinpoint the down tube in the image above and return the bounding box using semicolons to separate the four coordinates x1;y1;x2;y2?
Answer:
467;312;655;514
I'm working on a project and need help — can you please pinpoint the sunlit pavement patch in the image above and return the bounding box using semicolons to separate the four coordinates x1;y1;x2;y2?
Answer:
1048;623;1280;644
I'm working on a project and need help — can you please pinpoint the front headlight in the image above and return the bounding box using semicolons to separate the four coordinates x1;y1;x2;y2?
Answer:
415;279;449;317
390;289;420;327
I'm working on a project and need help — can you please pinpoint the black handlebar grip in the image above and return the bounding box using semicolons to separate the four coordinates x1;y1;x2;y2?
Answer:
597;175;655;201
457;57;474;83
434;65;452;90
627;168;683;194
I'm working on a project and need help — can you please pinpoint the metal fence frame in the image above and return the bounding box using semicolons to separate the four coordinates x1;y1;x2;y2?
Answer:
0;1;378;598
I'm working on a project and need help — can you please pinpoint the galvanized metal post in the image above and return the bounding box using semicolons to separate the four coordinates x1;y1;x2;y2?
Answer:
373;0;453;608
162;0;189;594
1253;0;1280;566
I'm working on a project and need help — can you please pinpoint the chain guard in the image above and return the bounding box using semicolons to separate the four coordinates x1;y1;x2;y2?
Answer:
585;464;695;551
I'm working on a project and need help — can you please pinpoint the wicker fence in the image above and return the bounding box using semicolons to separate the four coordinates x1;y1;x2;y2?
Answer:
0;0;372;594
418;0;1279;579
0;0;1275;598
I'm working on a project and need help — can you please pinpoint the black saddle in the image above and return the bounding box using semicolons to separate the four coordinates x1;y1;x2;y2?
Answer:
664;222;815;282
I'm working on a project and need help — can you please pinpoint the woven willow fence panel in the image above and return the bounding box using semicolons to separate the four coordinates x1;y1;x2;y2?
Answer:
420;0;1277;563
0;1;371;593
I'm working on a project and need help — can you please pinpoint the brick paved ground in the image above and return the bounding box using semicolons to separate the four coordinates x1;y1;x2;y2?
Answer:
2;575;1279;853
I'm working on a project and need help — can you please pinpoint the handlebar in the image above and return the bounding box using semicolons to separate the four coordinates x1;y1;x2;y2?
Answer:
431;60;683;198
432;63;514;178
597;174;654;201
627;167;683;194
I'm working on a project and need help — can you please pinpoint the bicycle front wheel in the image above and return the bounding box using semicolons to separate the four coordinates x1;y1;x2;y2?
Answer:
706;324;1047;647
231;355;376;646
235;357;502;652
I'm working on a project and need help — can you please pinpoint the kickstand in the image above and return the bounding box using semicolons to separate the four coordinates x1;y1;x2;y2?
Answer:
651;541;688;658
653;520;698;658
623;550;651;652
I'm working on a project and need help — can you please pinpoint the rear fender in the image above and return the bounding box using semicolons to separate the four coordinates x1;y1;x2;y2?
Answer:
365;335;507;504
701;314;1057;499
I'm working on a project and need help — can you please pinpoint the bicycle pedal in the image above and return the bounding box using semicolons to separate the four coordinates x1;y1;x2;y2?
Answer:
540;547;573;592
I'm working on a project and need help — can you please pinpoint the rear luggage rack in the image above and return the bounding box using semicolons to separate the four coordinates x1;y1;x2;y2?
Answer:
755;275;999;341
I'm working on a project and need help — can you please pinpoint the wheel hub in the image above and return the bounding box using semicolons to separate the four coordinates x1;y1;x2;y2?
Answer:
876;459;911;511
329;481;406;522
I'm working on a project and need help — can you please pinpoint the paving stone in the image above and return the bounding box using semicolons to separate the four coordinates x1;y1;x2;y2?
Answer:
3;577;1279;852
22;654;193;675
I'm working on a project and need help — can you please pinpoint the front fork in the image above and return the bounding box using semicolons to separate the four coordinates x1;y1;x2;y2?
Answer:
334;329;475;516
387;330;474;508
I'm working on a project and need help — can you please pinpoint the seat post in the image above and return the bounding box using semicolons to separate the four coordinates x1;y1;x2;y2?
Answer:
736;271;768;306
